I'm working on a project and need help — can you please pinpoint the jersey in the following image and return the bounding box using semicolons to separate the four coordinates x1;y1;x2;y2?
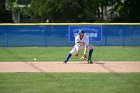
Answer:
75;34;89;46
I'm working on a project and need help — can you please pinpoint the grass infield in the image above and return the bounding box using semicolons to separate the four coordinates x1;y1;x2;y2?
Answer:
0;73;140;93
0;47;140;62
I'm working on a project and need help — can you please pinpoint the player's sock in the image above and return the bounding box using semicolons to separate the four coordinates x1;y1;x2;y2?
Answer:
66;53;72;61
88;49;93;61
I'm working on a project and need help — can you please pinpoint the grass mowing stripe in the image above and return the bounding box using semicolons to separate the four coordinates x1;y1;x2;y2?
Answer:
0;48;47;72
0;73;140;93
0;47;140;62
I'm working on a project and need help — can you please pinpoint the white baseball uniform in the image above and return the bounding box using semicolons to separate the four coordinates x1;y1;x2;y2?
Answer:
70;34;93;54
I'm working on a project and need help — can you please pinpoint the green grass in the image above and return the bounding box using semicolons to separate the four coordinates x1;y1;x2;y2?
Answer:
0;47;140;61
0;47;140;93
0;73;140;93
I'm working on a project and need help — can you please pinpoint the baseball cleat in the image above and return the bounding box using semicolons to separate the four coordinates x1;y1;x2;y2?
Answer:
88;60;93;64
64;60;68;64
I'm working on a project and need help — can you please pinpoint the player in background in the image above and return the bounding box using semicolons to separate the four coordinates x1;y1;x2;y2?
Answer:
64;30;94;64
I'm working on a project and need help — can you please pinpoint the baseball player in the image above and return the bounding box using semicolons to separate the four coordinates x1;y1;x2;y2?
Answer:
64;30;94;64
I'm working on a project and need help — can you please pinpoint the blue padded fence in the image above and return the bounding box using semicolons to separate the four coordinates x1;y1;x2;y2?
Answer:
0;23;140;47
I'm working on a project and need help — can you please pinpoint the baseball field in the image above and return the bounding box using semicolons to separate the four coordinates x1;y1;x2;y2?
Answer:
0;47;140;93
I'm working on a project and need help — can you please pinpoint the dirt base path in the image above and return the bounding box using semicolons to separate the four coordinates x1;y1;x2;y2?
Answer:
0;61;140;73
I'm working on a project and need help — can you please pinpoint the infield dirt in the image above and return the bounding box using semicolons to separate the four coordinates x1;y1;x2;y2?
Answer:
0;61;140;73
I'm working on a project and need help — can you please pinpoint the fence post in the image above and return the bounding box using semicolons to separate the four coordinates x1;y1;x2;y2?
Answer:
44;32;47;47
42;25;47;47
122;30;125;48
105;32;107;46
6;31;9;47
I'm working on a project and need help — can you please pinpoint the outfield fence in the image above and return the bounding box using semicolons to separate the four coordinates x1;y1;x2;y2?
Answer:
0;23;140;47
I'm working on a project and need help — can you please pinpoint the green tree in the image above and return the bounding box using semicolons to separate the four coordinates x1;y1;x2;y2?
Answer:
6;0;140;23
113;0;140;22
120;0;140;22
28;0;96;22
